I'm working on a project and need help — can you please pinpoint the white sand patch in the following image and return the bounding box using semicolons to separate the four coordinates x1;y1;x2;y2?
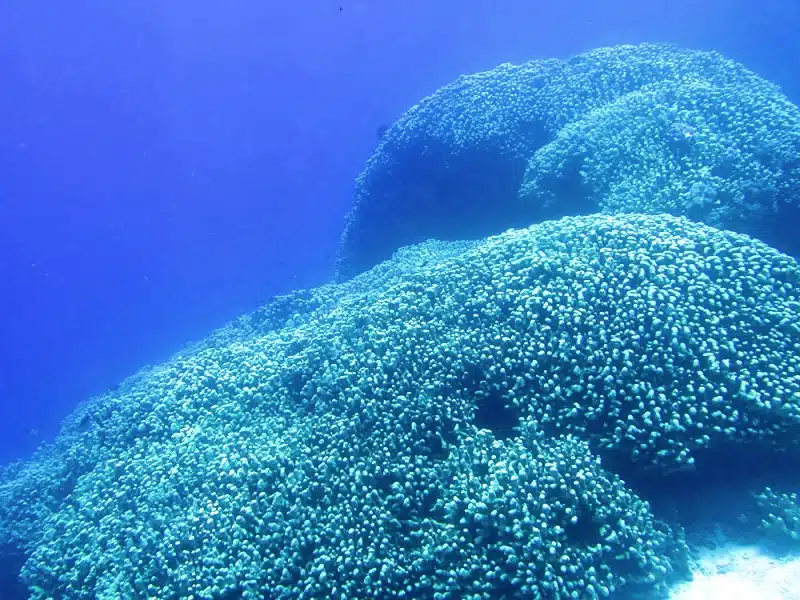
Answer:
669;544;800;600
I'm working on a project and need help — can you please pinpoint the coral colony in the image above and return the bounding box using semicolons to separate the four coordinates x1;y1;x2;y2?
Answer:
2;44;800;599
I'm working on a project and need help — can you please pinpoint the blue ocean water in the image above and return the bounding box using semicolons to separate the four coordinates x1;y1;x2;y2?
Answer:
1;1;800;599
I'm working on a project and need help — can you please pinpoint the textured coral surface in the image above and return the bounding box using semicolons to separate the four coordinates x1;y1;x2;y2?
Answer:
3;214;800;599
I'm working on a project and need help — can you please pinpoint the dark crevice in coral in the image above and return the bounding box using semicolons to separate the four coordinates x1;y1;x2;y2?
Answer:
374;469;403;502
563;504;603;548
423;430;448;460
215;587;243;600
342;137;548;278
600;443;800;532
299;540;316;564
417;412;456;461
527;154;595;221
474;390;521;440
762;197;800;260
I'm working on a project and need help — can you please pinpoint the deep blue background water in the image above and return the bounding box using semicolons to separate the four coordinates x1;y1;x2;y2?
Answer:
0;0;798;466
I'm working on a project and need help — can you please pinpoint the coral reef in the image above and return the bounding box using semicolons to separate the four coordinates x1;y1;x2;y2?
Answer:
519;78;800;232
2;214;800;598
3;42;800;599
337;44;800;280
751;488;800;549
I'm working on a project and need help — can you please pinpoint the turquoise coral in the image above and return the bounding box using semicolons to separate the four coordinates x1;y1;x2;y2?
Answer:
2;214;799;598
519;78;800;231
750;487;800;548
3;41;800;599
337;43;800;280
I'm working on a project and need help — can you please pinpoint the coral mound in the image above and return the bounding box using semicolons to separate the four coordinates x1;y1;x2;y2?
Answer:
3;214;800;599
337;43;800;280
